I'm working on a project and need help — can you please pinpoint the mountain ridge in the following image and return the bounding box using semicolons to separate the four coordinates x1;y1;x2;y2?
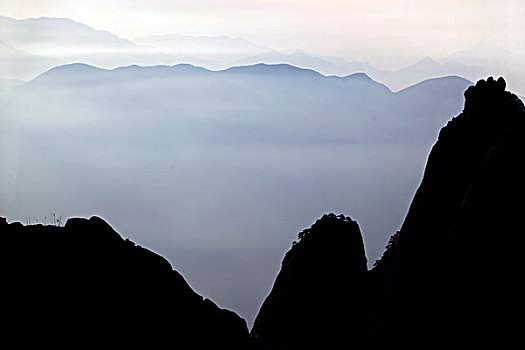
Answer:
26;61;472;94
2;16;523;94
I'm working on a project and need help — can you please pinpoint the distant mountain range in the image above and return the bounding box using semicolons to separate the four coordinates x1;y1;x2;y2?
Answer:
10;62;470;148
233;46;524;95
232;49;379;77
0;62;473;324
370;56;479;91
135;34;269;67
0;15;204;70
0;40;62;80
0;15;523;94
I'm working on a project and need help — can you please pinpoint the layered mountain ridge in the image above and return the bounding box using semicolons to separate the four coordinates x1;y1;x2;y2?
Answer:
2;15;524;95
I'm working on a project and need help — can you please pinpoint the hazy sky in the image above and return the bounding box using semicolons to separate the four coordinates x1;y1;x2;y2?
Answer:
1;0;524;68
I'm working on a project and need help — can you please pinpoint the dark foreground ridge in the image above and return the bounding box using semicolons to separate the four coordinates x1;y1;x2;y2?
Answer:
251;77;524;349
2;77;523;349
0;216;250;347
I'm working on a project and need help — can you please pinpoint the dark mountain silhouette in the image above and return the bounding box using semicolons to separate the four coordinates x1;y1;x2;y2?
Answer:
367;76;524;349
250;77;524;349
0;216;250;347
250;214;368;349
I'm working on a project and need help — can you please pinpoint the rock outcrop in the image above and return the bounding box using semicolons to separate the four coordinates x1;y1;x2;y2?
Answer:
0;216;250;348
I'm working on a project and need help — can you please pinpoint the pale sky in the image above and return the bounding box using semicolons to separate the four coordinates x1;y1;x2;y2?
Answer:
1;0;524;69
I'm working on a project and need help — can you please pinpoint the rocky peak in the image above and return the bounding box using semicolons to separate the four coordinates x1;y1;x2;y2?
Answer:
250;213;368;349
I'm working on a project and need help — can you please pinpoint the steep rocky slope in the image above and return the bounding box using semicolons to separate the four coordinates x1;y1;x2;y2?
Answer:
368;76;524;349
